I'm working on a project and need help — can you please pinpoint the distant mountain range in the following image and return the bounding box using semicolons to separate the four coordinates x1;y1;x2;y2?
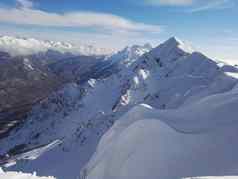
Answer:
0;36;113;57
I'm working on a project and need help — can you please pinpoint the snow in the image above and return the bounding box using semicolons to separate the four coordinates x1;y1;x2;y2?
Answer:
137;69;149;80
148;37;193;64
23;58;34;70
107;44;152;68
0;168;56;179
0;79;121;179
2;140;62;168
0;35;112;56
14;140;62;161
225;72;238;79
82;84;238;179
87;79;97;88
175;37;195;54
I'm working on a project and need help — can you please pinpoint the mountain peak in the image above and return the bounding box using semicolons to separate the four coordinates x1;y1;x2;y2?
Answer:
143;37;195;65
120;44;152;58
160;36;194;54
164;36;182;46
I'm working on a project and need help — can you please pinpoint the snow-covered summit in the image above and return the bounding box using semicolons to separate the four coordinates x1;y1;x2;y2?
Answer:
107;43;152;67
0;35;113;56
123;44;153;59
145;36;194;64
126;37;195;73
163;36;194;53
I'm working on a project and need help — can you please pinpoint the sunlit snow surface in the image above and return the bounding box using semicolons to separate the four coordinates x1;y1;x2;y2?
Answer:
0;168;55;179
83;84;238;179
225;72;238;79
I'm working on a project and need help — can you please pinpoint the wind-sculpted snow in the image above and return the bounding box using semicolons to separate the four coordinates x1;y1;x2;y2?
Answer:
82;85;238;179
0;37;238;179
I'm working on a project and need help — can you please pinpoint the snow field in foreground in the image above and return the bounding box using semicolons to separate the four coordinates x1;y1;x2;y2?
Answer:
0;168;56;179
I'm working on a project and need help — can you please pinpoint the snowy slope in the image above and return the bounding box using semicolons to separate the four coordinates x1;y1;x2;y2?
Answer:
0;37;238;179
82;84;238;179
0;35;112;56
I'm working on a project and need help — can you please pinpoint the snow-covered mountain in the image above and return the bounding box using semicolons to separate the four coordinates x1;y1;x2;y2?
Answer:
0;36;113;57
0;37;238;179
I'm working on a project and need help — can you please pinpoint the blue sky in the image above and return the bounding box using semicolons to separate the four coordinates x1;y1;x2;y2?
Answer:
0;0;237;62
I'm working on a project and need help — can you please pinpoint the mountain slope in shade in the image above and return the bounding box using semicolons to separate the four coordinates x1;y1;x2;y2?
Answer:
0;37;237;179
0;51;61;137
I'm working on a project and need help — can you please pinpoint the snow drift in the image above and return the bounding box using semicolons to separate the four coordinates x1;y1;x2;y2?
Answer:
82;83;238;179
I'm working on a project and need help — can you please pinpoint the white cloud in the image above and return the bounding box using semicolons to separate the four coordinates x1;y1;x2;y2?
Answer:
143;0;234;12
0;0;163;51
0;22;161;51
0;7;161;34
144;0;193;6
189;0;234;12
16;0;33;9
